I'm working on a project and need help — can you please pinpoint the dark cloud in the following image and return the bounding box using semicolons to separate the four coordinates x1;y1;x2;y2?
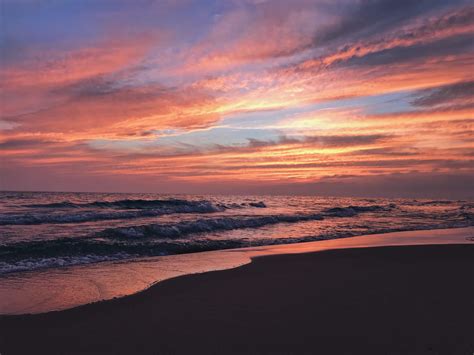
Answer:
412;80;474;107
4;77;220;134
247;134;389;149
56;76;125;98
98;134;390;161
0;138;101;157
0;138;47;149
398;5;474;41
246;136;299;148
314;0;456;46
212;159;474;171
49;69;156;99
308;134;389;147
342;33;473;67
347;147;420;157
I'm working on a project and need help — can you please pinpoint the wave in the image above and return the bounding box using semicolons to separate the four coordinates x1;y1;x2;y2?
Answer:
98;214;324;239
25;198;219;210
26;198;268;210
0;200;223;225
2;221;469;275
0;237;275;274
2;194;473;275
416;200;458;206
322;204;397;217
6;199;269;225
25;201;79;208
248;201;267;208
0;213;323;274
0;253;133;274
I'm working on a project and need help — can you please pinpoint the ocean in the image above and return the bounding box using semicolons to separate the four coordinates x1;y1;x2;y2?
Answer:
1;191;473;275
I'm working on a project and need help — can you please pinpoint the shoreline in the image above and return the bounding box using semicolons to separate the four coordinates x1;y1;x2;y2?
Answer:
1;243;473;354
1;226;473;315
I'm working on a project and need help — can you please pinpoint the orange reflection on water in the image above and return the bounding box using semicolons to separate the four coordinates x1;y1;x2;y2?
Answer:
0;227;472;315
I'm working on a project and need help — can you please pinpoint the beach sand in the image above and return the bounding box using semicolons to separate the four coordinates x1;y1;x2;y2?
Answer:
1;243;473;354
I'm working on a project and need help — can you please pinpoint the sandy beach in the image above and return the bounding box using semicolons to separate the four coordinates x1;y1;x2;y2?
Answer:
1;243;473;354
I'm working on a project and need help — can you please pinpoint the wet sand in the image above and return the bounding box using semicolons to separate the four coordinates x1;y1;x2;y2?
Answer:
1;244;473;354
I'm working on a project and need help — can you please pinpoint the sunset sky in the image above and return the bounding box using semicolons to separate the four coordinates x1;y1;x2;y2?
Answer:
1;0;473;197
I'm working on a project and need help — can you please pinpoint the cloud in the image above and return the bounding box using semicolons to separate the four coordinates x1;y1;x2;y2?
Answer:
0;33;163;126
246;134;390;148
411;80;474;107
341;33;473;68
309;6;474;69
2;80;221;138
170;0;327;75
1;0;473;196
0;138;47;149
313;0;464;46
0;35;157;89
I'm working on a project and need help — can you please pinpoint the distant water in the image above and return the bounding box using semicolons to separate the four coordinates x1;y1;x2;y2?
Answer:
1;191;473;275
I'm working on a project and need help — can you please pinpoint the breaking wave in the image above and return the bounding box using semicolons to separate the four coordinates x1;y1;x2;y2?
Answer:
98;214;324;239
25;198;221;210
1;192;473;275
322;204;397;217
0;213;323;274
25;198;268;210
3;199;270;226
0;200;223;225
2;222;469;275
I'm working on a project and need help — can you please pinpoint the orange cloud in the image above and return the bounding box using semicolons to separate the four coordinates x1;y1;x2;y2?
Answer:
1;1;473;193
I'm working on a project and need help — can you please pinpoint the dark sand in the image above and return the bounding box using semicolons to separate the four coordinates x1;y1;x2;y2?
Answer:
1;244;473;354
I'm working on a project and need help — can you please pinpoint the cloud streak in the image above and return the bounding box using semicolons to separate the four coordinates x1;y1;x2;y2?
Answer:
1;0;473;196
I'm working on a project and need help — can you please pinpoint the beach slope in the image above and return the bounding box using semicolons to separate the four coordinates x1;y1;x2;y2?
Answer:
1;244;473;354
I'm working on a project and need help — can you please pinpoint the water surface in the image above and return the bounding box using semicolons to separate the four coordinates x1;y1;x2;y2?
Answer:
1;191;473;274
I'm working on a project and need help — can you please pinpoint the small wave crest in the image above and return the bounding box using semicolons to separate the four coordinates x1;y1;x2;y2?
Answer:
0;253;133;274
0;213;323;274
1;200;223;225
25;198;217;210
6;199;269;225
416;200;458;206
26;198;268;210
98;214;324;239
322;204;397;217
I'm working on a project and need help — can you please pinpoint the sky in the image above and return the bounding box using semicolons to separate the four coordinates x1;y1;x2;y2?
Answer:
0;0;473;198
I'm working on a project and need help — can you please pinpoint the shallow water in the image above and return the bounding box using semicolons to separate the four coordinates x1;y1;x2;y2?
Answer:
1;227;472;315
